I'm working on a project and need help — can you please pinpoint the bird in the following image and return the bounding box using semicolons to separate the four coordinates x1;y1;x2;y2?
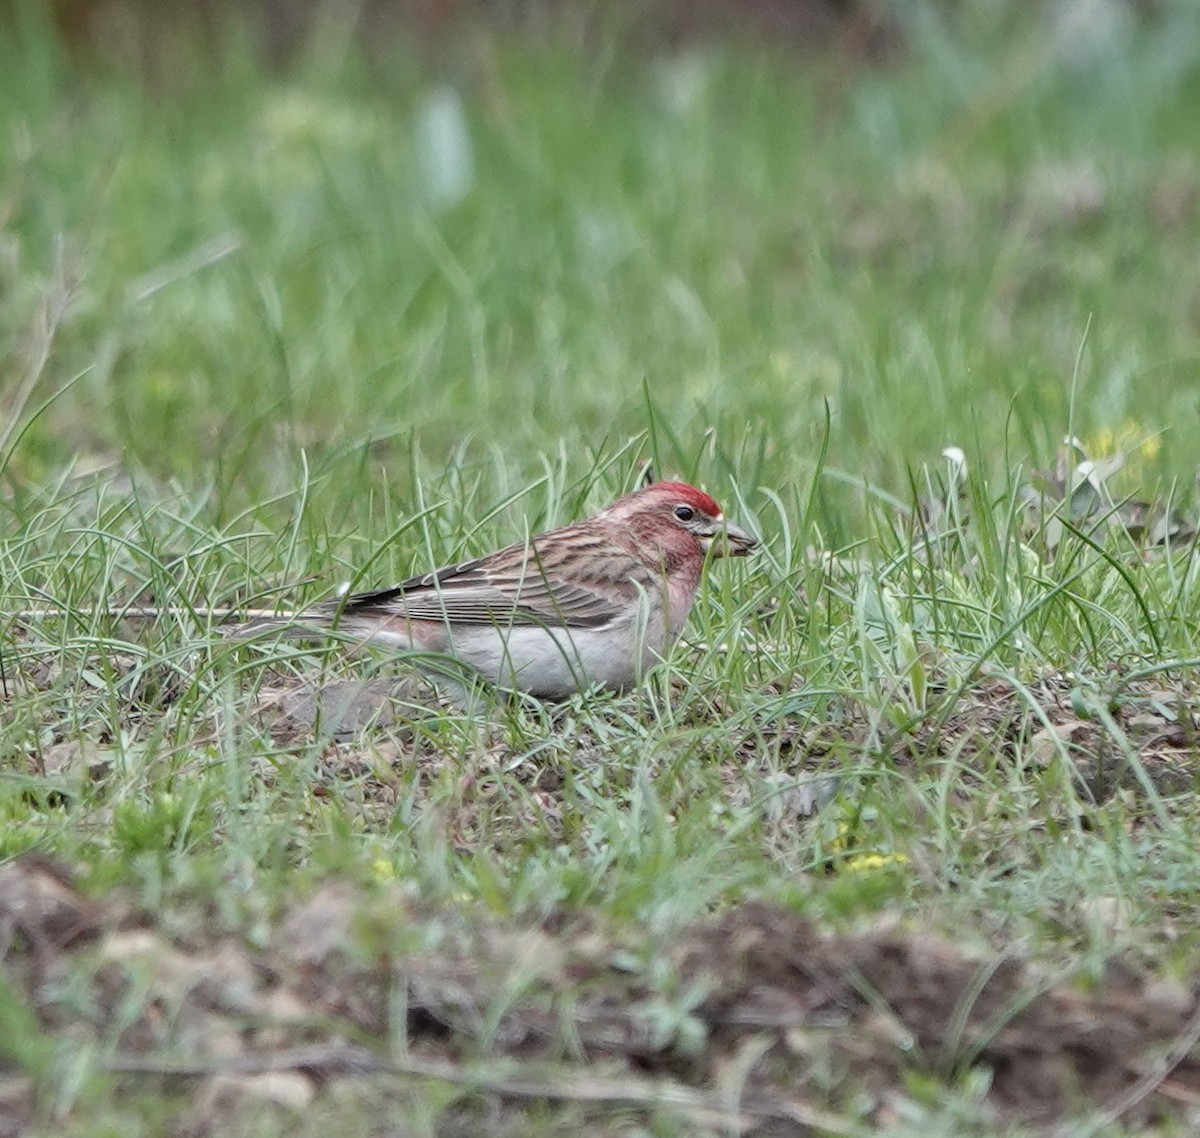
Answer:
240;480;757;698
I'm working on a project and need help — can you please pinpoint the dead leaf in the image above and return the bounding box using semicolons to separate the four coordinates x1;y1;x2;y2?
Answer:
1029;721;1090;767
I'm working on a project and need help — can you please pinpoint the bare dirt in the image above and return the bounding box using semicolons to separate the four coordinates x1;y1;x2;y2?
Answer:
4;857;1200;1135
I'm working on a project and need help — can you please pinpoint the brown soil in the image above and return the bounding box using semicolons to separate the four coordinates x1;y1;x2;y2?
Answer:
3;858;1200;1134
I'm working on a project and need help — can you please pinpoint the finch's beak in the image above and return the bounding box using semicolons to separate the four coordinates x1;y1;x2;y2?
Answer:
709;520;758;558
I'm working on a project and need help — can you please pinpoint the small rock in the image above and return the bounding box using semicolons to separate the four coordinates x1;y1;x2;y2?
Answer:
198;1071;316;1116
256;679;428;742
275;884;358;967
1029;721;1090;766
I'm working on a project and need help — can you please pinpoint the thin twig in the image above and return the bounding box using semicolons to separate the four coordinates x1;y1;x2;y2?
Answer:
7;607;276;624
103;1044;864;1134
4;610;784;659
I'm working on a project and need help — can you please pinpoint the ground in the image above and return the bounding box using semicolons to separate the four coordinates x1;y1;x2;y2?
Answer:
4;3;1200;1134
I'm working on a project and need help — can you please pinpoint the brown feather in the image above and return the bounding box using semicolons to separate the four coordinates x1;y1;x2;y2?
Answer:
330;525;661;630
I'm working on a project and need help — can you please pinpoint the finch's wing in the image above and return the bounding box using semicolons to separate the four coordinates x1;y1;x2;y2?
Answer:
334;537;651;630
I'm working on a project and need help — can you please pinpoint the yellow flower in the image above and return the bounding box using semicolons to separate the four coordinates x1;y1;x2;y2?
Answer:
371;858;395;882
843;852;909;873
1083;420;1162;487
829;821;854;852
1085;420;1160;462
1089;426;1116;457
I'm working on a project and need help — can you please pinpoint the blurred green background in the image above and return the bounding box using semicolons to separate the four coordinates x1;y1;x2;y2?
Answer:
3;0;1200;535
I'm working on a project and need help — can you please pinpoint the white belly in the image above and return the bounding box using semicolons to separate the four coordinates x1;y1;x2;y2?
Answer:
444;610;670;698
346;604;671;698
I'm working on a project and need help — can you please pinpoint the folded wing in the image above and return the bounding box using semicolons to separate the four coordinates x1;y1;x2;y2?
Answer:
333;538;649;630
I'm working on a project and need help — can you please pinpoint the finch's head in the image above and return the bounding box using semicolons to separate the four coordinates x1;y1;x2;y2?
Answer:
607;480;758;558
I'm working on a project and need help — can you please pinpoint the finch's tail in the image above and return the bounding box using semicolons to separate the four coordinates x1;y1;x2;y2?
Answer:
227;603;411;647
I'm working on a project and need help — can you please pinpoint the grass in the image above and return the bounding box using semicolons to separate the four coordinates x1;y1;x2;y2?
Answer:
4;2;1200;1133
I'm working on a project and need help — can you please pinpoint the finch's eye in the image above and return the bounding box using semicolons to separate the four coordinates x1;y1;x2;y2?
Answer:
674;505;695;522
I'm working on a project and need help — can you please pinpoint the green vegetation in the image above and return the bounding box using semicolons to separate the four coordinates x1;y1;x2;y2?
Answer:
3;3;1200;1133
